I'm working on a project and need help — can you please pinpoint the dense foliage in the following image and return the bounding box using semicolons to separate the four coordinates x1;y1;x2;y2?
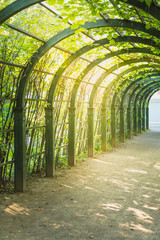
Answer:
1;0;160;191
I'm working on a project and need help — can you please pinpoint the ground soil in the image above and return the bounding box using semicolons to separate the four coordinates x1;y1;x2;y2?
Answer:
1;129;160;240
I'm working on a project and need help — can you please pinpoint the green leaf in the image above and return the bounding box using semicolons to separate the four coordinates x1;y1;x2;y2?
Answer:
107;34;113;40
75;27;86;34
71;23;80;29
145;23;150;29
47;0;56;5
109;39;116;45
145;0;152;7
47;0;64;5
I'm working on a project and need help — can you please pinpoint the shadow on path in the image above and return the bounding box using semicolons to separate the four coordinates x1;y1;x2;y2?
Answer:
1;130;160;240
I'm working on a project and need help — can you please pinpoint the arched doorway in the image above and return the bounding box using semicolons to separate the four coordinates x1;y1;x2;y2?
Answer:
149;91;160;130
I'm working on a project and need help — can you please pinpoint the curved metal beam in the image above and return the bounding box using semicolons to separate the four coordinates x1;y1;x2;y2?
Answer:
101;70;160;145
70;55;160;159
102;67;160;109
127;79;154;135
124;75;160;135
112;74;160;110
140;86;159;131
48;37;160;106
89;59;160;107
92;67;159;149
146;89;160;108
70;47;160;107
128;76;160;112
118;74;160;139
134;82;160;108
0;0;44;25
133;81;160;133
16;19;160;107
111;78;160;145
107;72;160;142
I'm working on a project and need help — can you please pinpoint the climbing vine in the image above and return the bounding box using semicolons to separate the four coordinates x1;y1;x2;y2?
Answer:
1;0;160;191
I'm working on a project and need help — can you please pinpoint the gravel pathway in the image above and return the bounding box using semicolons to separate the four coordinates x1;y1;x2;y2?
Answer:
1;130;160;240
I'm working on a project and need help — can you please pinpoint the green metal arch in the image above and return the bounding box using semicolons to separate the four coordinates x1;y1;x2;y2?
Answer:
70;47;160;107
112;73;160;140
127;76;160;111
133;82;160;108
13;18;160;190
101;70;160;148
111;74;160;110
69;56;160;159
15;19;160;107
89;59;160;107
50;36;160;106
126;78;158;137
7;1;160;191
1;0;160;24
136;84;160;133
120;75;160;137
146;89;160;108
133;80;160;133
85;62;160;152
132;82;160;133
120;77;160;108
102;66;160;109
88;67;160;151
0;0;44;25
111;78;160;145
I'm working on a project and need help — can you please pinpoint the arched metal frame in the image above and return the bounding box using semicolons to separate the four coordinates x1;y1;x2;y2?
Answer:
0;0;44;24
127;80;160;136
110;74;160;144
133;82;160;133
1;1;160;191
124;76;160;135
127;82;160;138
99;69;160;148
110;77;160;146
100;68;160;148
14;29;160;191
87;61;160;155
70;59;160;160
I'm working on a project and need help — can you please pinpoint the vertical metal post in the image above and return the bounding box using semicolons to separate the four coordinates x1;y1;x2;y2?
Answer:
142;106;145;131
146;107;149;129
68;107;76;166
133;106;137;135
14;107;26;192
88;107;94;157
45;106;55;177
127;107;132;139
111;107;116;147
120;107;125;143
138;105;142;134
101;108;107;152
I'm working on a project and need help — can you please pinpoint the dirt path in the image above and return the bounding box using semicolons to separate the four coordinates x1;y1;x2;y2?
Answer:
1;130;160;240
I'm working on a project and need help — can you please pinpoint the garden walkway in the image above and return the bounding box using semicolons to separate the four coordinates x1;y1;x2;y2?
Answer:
1;129;160;240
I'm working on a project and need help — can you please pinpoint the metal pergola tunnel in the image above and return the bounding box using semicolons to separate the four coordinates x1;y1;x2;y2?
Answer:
1;0;160;192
